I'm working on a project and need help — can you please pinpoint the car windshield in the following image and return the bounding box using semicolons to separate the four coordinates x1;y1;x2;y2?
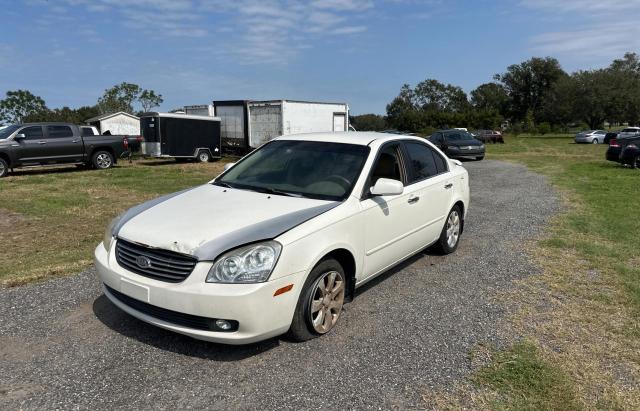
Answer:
0;125;20;139
445;131;474;141
215;140;370;201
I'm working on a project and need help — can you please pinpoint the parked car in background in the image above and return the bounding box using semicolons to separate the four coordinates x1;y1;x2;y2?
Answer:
0;122;130;178
604;132;618;144
607;134;640;168
617;127;640;139
95;132;469;344
429;129;485;160
474;130;504;144
575;130;606;144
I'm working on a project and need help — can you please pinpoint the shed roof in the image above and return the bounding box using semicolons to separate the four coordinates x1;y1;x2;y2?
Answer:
85;111;140;123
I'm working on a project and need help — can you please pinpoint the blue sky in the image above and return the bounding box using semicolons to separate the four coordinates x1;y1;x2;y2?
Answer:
1;0;639;115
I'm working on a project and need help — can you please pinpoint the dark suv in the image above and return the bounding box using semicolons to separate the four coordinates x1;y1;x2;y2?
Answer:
429;129;485;160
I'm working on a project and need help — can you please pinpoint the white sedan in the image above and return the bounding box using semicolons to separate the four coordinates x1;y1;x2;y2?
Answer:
95;132;470;344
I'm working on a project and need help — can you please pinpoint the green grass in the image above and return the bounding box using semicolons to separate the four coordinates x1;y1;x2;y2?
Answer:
489;135;640;311
473;341;580;411
0;158;231;285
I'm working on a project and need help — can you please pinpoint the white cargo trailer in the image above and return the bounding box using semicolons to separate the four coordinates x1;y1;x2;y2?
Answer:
213;100;349;151
184;104;215;117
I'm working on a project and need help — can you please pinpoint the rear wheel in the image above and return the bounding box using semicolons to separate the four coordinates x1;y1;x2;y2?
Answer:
633;155;640;169
197;150;211;163
287;258;346;342
434;206;462;254
592;139;599;144
0;157;8;178
92;151;114;169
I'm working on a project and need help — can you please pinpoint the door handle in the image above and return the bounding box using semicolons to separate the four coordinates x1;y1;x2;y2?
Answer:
38;141;47;145
71;139;79;143
444;183;453;189
408;195;420;204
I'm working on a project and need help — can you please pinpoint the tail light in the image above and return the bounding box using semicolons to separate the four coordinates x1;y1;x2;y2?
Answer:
628;144;638;149
609;138;619;147
123;138;129;149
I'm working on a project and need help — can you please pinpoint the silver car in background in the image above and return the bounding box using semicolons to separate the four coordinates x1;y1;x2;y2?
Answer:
575;130;606;144
617;127;640;139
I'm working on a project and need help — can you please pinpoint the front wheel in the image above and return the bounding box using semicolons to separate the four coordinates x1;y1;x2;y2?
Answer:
592;139;599;144
434;206;462;254
92;151;114;169
287;258;346;342
0;157;9;178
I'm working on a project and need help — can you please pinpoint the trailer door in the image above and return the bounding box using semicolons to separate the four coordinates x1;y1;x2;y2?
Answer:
333;113;346;131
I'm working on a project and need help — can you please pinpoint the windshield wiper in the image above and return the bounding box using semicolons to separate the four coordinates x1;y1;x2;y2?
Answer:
212;181;234;188
258;187;305;198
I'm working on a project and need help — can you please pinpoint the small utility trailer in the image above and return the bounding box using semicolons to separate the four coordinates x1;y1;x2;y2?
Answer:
139;112;221;162
213;100;350;152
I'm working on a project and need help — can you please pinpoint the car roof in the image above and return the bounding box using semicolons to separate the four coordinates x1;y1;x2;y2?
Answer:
275;131;424;146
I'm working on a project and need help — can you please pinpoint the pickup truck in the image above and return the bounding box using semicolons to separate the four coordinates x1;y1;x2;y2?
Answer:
0;122;130;177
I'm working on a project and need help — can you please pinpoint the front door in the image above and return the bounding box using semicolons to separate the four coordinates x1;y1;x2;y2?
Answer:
15;125;47;163
360;143;418;279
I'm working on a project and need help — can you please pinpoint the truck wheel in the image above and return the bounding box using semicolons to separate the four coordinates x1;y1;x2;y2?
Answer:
0;157;9;178
92;151;114;169
197;150;211;163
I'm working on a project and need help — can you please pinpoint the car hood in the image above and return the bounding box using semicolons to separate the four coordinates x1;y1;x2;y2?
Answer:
116;184;339;260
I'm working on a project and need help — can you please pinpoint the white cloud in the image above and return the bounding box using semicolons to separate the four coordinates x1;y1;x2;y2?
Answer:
521;0;640;63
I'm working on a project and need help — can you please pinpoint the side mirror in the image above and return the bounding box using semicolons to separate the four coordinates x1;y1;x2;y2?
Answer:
14;133;26;140
223;162;235;171
451;159;462;166
370;178;404;196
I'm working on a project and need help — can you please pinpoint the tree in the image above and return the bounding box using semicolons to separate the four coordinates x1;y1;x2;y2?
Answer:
24;105;101;124
350;114;387;131
414;79;469;112
138;89;163;112
495;57;567;123
97;82;142;114
0;90;47;124
470;83;508;114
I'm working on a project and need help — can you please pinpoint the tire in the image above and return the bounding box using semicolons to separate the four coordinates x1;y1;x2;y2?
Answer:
633;155;640;169
592;139;599;144
476;156;485;161
92;150;114;169
287;258;346;342
0;157;8;178
434;205;463;254
197;150;211;163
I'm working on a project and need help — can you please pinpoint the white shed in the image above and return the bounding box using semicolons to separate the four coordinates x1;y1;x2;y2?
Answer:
85;112;140;135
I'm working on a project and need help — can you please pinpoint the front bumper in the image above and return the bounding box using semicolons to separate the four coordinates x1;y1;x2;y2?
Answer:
447;147;485;158
95;243;305;344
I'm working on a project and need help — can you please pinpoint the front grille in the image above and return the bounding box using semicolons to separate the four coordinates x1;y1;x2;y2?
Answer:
115;238;197;283
105;285;238;332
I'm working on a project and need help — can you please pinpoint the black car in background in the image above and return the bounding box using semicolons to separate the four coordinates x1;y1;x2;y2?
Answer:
604;132;618;144
606;134;640;168
429;129;485;160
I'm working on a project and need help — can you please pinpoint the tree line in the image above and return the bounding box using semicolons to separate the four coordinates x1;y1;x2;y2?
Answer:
0;82;163;125
351;52;640;134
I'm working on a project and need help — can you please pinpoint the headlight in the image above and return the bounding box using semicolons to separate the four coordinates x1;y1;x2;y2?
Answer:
206;241;282;283
103;213;124;251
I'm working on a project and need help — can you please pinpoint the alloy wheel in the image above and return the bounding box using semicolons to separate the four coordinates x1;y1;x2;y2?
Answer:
0;161;5;177
96;153;112;168
309;271;345;334
446;210;460;248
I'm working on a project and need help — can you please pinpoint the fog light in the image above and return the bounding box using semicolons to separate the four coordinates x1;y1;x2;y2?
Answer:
215;319;232;331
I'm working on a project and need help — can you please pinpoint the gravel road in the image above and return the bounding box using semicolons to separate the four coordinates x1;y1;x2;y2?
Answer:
0;160;558;410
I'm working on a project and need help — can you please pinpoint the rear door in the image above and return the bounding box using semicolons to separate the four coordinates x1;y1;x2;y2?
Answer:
44;125;83;161
401;141;453;246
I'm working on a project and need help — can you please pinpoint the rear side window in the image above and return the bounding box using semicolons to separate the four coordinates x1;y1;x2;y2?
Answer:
20;126;43;139
405;142;439;182
47;125;73;138
81;127;95;136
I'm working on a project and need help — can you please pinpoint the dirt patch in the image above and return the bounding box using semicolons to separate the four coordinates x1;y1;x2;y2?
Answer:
0;209;26;229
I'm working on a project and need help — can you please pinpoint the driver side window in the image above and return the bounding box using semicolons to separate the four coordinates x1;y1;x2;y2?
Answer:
20;126;44;140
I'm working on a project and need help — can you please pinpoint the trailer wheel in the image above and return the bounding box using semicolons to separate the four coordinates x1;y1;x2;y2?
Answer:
197;150;211;163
